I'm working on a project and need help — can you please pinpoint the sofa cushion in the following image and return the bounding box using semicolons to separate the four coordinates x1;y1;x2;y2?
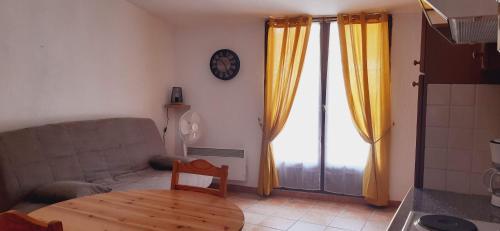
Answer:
149;155;192;171
35;125;84;181
0;129;55;210
11;201;49;214
0;118;166;212
29;181;111;204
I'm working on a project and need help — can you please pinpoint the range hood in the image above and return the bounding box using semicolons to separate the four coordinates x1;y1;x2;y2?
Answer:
418;0;498;46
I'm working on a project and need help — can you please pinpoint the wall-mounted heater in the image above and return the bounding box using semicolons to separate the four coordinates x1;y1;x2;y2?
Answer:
187;147;246;181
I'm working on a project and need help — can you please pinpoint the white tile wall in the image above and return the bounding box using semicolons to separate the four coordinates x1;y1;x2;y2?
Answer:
446;171;470;194
451;85;476;106
426;105;450;127
424;148;447;169
423;84;500;196
425;127;449;148
470;173;489;195
423;168;446;190
449;106;474;128
427;84;451;105
472;151;491;173
446;149;472;171
447;128;474;150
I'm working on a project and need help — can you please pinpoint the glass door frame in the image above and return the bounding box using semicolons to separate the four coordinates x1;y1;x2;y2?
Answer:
318;20;330;192
264;18;340;195
264;15;393;196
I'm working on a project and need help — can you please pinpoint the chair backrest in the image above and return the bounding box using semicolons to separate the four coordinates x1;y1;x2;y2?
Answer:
0;210;63;231
171;159;228;197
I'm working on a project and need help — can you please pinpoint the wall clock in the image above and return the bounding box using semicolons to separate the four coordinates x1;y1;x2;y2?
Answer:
210;49;240;80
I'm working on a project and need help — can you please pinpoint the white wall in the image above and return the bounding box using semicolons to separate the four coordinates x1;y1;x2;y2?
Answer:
172;18;265;187
389;13;422;200
0;0;176;154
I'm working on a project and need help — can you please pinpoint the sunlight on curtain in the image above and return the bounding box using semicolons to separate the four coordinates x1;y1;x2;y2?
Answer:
324;22;370;195
337;13;391;205
272;23;321;190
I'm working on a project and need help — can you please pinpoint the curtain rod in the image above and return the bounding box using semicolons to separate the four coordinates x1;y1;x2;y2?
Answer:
267;13;387;23
312;16;337;22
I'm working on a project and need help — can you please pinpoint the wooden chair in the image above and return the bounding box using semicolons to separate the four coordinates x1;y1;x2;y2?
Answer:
171;159;229;197
0;210;63;231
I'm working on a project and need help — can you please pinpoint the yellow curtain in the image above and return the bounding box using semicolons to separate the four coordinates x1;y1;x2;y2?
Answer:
257;16;312;196
337;13;391;206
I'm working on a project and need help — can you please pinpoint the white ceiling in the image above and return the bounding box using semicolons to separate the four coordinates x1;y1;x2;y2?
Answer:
127;0;421;25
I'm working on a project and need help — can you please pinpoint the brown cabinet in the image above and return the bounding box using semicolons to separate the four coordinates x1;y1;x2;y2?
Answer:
419;15;500;84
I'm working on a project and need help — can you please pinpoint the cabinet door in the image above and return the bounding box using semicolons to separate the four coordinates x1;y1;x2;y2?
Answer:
421;18;482;84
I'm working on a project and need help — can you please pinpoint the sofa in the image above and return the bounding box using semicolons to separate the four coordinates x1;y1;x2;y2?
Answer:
0;118;211;213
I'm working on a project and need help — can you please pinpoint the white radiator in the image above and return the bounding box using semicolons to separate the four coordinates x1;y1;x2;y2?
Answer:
187;147;246;181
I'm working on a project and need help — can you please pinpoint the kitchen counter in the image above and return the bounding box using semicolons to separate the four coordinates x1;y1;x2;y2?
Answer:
388;188;500;230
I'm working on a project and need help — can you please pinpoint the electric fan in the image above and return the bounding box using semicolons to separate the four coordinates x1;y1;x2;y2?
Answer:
179;110;201;157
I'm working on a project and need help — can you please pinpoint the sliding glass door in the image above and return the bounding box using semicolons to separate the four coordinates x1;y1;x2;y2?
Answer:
324;22;370;195
272;21;369;195
272;23;322;190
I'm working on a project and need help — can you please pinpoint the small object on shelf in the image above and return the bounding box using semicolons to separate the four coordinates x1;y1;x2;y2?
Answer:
165;104;191;110
170;87;183;104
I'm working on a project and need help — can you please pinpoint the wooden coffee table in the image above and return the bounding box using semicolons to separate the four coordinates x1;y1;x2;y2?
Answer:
29;190;244;231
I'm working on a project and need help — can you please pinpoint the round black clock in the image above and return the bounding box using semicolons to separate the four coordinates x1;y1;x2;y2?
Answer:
210;49;240;80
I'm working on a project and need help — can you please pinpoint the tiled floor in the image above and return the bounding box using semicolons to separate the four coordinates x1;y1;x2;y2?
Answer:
227;192;396;231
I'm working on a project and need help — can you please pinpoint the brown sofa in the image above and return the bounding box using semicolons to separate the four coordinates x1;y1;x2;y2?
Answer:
0;118;185;213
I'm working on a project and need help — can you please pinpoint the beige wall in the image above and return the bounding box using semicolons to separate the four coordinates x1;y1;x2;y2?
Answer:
389;13;422;200
171;18;265;187
171;14;422;200
0;0;176;154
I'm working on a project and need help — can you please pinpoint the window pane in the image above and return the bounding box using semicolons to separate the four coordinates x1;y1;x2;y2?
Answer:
324;22;370;195
272;22;321;190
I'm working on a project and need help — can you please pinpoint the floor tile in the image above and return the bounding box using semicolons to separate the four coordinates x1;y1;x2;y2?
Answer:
362;221;389;231
258;196;289;206
273;206;306;220
244;211;267;225
329;217;366;231
344;204;375;213
300;209;337;226
338;205;374;220
232;199;258;210
325;227;349;231
338;210;372;220
368;209;395;222
286;198;315;209
227;192;394;231
313;200;345;210
309;206;344;216
288;221;326;231
246;203;280;216
258;216;296;230
243;224;280;231
229;192;261;201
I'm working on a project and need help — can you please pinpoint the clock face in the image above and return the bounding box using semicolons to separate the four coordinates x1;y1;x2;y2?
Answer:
210;49;240;80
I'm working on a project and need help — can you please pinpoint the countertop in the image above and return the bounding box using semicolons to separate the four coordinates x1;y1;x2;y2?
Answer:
388;188;500;230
